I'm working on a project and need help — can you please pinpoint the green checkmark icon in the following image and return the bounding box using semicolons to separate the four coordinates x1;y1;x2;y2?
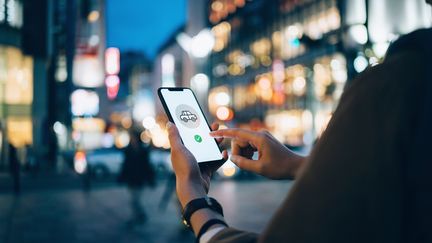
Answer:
194;134;202;143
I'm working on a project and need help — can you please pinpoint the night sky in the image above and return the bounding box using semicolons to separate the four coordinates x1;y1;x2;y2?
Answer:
106;0;186;59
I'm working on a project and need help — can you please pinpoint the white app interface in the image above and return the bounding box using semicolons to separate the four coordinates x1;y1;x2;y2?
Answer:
162;89;223;163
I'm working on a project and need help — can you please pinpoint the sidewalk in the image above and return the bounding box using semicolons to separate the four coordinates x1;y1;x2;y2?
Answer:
0;180;292;243
0;172;78;193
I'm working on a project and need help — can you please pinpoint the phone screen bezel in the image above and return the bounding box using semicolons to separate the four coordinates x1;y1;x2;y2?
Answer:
158;87;225;165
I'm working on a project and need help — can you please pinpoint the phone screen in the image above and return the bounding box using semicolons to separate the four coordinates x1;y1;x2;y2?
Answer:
159;88;223;163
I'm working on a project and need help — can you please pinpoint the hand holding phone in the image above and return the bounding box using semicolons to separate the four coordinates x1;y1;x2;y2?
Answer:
158;87;225;165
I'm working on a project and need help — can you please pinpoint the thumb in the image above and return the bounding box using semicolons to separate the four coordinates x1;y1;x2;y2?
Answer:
230;155;261;173
167;122;183;149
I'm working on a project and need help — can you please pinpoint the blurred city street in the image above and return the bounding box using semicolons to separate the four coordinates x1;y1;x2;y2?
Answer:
0;0;430;242
0;179;292;243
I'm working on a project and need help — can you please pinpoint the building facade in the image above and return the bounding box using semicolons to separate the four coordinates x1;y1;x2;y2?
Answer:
0;0;49;170
206;0;431;148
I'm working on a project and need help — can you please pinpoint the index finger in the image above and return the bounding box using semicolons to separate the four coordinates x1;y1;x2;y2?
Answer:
210;128;260;143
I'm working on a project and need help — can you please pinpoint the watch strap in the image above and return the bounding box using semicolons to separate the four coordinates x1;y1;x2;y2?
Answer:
182;197;224;228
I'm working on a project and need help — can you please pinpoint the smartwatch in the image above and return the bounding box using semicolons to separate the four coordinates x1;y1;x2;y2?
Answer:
182;196;224;228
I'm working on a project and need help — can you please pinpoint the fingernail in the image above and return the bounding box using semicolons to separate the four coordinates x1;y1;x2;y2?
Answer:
230;155;238;162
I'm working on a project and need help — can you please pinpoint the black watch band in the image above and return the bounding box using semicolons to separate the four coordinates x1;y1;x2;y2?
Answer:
182;196;224;228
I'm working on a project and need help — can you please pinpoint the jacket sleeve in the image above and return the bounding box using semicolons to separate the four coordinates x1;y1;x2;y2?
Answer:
209;228;258;243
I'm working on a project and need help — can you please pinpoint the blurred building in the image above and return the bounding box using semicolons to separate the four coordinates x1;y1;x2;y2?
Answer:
103;51;153;134
0;0;114;172
67;0;108;151
0;0;52;170
206;0;431;148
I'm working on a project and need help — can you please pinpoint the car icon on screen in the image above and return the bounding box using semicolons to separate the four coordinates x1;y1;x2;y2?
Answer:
179;110;197;122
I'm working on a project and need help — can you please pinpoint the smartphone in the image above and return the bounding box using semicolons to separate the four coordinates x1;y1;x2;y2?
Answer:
158;87;224;165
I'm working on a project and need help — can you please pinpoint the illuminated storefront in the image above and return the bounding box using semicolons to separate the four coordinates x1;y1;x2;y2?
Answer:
0;47;34;165
207;0;431;147
0;0;32;150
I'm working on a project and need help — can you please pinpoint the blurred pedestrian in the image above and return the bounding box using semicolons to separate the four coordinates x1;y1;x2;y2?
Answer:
24;144;36;172
9;143;21;195
118;129;155;227
166;9;432;243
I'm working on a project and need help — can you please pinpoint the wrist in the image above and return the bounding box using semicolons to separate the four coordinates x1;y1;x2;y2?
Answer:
176;179;207;208
190;207;226;235
284;153;306;179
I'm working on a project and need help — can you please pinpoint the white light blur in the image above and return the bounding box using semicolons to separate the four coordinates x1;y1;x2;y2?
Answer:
55;55;68;82
213;64;228;77
285;24;303;39
330;58;342;70
161;53;175;87
105;75;120;87
0;0;5;22
73;55;104;87
292;77;306;96
177;29;215;58
53;121;66;135
89;35;100;46
132;92;156;122
215;92;230;106
191;29;215;58
101;133;114;148
176;33;192;53
74;160;87;174
349;24;368;45
344;0;367;25
372;42;390;58
149;125;170;149
369;57;379;66
142;116;156;130
354;55;369;73
161;53;175;74
71;89;100;116
105;47;120;75
368;0;431;43
7;0;23;28
191;73;210;94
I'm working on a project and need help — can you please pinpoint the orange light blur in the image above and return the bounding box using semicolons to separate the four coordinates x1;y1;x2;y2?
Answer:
75;151;86;161
216;106;234;121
